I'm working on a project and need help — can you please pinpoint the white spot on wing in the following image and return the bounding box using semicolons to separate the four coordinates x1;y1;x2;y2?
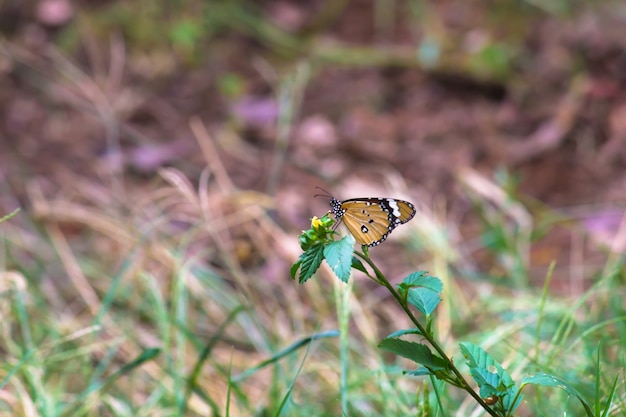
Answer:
387;199;401;217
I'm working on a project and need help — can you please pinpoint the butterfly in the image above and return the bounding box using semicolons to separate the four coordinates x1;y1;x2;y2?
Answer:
316;188;416;247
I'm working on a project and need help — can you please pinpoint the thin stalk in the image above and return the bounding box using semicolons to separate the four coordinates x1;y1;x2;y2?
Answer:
354;249;499;417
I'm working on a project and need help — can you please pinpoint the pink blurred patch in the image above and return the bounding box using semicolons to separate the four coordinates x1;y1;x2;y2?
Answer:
582;209;626;253
232;96;278;128
296;115;337;148
36;0;74;27
128;138;196;173
267;2;306;32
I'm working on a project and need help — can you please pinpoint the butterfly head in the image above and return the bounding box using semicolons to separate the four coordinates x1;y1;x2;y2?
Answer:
314;187;343;218
329;197;346;219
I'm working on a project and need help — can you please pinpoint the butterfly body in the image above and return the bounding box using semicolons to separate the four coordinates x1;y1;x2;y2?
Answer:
329;196;416;247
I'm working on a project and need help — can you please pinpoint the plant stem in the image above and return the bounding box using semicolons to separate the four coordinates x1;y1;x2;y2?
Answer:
354;250;499;417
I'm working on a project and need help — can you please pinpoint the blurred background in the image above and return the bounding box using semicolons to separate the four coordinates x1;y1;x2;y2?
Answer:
0;0;625;416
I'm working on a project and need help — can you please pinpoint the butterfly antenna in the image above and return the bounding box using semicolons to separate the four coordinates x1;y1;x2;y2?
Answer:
313;186;333;199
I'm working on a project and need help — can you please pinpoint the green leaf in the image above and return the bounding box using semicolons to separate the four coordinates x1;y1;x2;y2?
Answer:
293;244;325;284
405;367;433;377
401;271;443;292
460;343;510;383
521;373;593;416
351;257;367;274
470;367;503;396
323;235;355;283
379;338;447;370
460;342;522;413
290;260;302;280
399;272;442;315
385;328;423;339
407;288;441;316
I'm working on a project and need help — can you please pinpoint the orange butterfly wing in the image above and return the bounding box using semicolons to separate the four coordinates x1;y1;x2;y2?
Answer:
330;197;416;247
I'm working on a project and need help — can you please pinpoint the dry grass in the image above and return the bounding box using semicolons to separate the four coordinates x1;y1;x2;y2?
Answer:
1;3;625;414
2;144;623;415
